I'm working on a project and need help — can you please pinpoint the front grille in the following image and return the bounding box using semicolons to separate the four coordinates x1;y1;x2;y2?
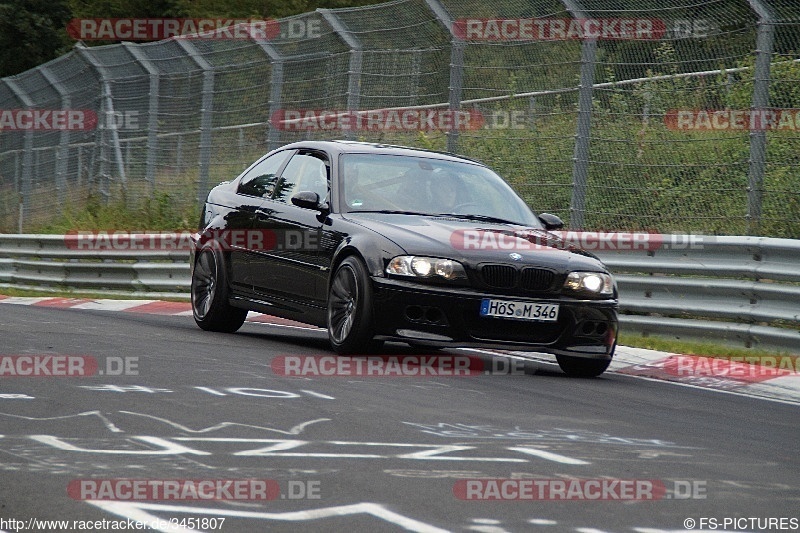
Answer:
480;264;518;288
479;264;558;293
520;268;555;291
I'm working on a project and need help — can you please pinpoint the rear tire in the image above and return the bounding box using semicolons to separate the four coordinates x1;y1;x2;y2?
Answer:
327;256;380;354
191;244;247;333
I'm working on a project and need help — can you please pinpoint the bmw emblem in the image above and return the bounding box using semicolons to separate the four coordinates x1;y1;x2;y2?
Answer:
509;252;523;261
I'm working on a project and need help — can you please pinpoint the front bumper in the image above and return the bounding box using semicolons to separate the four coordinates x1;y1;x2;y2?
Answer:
371;277;617;359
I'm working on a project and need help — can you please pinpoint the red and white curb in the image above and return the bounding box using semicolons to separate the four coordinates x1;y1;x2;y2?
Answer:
1;295;798;404
0;294;315;329
506;346;800;405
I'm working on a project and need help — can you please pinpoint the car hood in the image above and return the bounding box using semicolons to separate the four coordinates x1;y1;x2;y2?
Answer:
343;212;607;272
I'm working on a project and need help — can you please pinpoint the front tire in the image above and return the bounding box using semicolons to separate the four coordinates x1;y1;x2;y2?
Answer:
327;256;379;354
191;244;247;333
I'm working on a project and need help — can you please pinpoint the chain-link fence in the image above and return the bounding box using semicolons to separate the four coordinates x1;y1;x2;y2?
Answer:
0;0;798;236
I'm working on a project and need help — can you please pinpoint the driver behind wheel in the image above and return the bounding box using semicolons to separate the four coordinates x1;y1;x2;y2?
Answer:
430;169;466;213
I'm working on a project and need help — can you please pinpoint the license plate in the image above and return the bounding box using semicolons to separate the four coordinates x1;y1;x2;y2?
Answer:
479;299;559;322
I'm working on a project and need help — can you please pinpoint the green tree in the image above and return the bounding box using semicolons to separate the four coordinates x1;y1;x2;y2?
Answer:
67;0;185;18
0;0;389;77
0;0;72;77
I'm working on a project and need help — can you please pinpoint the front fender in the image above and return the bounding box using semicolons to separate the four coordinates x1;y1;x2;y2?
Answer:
330;232;407;280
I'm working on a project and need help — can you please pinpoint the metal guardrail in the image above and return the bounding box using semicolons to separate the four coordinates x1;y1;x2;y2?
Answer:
0;234;189;298
1;233;798;353
593;235;800;353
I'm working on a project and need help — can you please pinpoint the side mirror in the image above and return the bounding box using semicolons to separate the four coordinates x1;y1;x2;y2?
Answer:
538;213;564;230
291;191;329;212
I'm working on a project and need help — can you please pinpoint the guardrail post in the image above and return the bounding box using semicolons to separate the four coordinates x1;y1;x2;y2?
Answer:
76;46;128;197
562;0;597;230
319;9;362;141
3;79;34;232
424;0;464;153
123;43;160;194
38;66;71;205
175;39;214;208
746;0;776;236
249;35;284;151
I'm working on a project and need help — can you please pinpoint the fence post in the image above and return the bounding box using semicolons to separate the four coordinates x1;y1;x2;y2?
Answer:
76;46;128;195
319;9;362;140
123;43;160;194
424;0;464;153
250;36;284;151
174;39;214;208
746;0;776;235
176;135;183;173
14;152;19;197
77;146;83;189
39;66;71;205
409;50;422;107
562;0;597;230
3;79;34;232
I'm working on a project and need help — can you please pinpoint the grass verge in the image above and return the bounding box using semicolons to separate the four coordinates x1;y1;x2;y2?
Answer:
618;333;794;358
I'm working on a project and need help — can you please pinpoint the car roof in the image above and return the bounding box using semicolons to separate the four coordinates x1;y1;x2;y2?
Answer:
276;140;486;166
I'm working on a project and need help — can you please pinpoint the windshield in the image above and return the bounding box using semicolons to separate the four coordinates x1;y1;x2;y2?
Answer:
340;153;541;226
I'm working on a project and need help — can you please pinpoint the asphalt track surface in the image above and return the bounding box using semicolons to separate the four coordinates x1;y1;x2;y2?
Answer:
0;304;797;532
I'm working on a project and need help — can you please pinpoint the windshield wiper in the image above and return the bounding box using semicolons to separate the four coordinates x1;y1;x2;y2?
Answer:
432;213;524;225
351;210;431;216
352;210;532;227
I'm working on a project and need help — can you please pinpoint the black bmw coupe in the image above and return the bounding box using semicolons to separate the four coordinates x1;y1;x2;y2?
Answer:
190;141;618;377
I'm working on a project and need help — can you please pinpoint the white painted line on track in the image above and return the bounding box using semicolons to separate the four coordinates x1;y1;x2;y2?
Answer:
507;447;590;465
88;501;451;533
71;300;154;311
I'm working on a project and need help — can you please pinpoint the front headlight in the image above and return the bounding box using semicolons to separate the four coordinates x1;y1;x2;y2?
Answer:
386;256;467;281
564;271;614;296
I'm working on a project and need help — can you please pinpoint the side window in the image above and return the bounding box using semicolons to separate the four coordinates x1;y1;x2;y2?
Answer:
237;151;290;198
274;152;329;205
